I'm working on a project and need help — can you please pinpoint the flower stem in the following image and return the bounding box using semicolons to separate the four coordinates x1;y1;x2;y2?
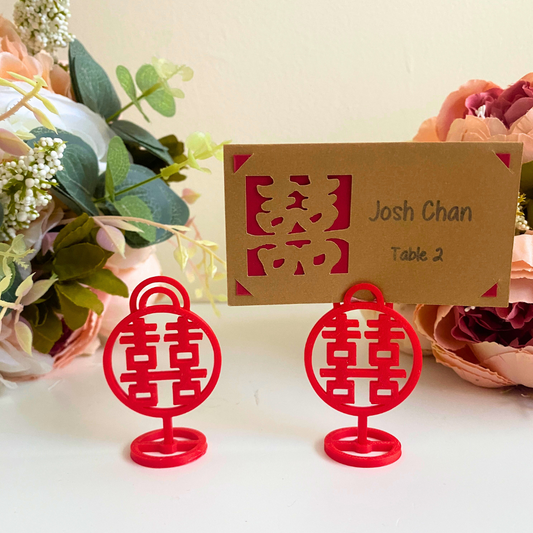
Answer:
0;82;43;122
93;173;165;204
106;82;162;123
92;215;227;266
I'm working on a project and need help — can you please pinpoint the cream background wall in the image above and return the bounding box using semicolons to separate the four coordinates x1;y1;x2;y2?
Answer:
8;0;533;297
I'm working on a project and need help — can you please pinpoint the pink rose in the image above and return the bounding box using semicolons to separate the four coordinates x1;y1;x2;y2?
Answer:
413;235;533;388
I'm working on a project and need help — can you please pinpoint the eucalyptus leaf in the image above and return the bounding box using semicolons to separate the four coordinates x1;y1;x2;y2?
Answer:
114;195;156;243
28;128;99;215
105;136;130;202
97;164;189;248
0;203;3;228
116;65;136;101
110;120;173;165
144;89;175;117
69;40;122;120
135;64;176;117
116;65;149;122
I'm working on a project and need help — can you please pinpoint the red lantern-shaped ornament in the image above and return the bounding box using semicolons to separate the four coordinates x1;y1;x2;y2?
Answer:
103;276;222;468
305;282;422;467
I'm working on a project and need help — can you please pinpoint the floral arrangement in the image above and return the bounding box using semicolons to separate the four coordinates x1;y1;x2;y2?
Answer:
412;75;533;389
0;1;228;386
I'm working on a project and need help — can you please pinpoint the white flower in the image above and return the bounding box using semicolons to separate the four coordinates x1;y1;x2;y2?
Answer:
13;0;74;56
0;82;115;171
0;137;64;241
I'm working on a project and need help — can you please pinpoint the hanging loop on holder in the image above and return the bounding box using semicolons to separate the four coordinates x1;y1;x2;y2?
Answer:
129;275;191;313
343;282;386;308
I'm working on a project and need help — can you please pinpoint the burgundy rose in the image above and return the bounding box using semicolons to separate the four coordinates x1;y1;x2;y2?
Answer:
487;80;533;127
465;87;503;118
450;303;533;348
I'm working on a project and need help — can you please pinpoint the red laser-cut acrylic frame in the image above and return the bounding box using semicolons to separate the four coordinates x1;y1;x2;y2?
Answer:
304;282;422;467
103;276;222;468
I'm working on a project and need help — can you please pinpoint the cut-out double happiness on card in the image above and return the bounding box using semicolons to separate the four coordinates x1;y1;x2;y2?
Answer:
224;142;522;307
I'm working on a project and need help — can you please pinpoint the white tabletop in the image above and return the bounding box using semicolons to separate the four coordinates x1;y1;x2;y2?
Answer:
2;302;532;532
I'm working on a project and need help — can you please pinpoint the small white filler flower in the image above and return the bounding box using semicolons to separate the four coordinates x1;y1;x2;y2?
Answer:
0;137;65;241
13;0;74;56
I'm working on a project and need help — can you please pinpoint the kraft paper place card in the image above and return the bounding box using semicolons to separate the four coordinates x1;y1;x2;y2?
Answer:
223;142;522;307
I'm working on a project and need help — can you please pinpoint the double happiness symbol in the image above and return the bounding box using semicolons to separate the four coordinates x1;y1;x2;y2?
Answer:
103;276;222;468
305;283;422;468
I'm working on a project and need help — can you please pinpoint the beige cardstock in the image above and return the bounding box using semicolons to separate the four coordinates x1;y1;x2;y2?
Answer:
224;142;522;307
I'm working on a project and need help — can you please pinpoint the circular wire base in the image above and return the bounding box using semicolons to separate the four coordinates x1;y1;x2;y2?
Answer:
130;427;207;468
324;426;401;468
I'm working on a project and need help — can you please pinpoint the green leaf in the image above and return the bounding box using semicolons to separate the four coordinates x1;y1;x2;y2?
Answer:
116;65;136;101
54;213;94;252
0;260;14;297
521;161;533;195
527;199;533;228
159;134;185;160
135;64;176;117
105;136;130;202
22;303;38;325
0;202;3;228
158;135;187;182
53;243;107;280
28;128;99;215
56;282;104;315
0;264;23;308
31;311;63;354
15;320;33;355
56;288;89;330
114;195;157;243
79;268;128;297
110;120;173;165
116;65;149;122
68;40;121;120
145;89;176;117
96;164;189;248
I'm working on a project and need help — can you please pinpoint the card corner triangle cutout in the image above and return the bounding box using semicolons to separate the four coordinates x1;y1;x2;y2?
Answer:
103;275;221;469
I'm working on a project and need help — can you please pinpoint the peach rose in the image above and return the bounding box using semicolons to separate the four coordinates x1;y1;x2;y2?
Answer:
0;15;72;98
510;233;533;303
413;235;533;388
